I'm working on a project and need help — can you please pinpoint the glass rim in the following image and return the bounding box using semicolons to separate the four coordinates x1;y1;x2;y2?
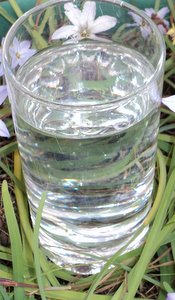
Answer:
2;0;166;109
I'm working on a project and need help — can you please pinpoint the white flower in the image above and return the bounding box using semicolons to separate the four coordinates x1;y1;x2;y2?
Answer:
9;37;36;68
162;95;175;112
52;1;117;42
145;7;169;34
128;12;151;39
0;119;10;138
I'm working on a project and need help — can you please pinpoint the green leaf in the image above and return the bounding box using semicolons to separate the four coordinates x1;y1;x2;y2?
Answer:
0;141;18;157
111;168;175;300
0;286;11;300
2;181;26;300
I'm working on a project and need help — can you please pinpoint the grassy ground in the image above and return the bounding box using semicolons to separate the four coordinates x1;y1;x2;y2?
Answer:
1;0;175;299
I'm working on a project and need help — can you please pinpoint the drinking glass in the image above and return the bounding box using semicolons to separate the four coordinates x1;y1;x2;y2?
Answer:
3;0;165;274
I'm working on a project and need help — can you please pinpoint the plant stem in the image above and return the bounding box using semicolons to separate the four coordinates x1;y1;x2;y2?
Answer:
165;58;175;72
154;0;161;11
167;0;175;20
0;7;15;24
8;0;23;17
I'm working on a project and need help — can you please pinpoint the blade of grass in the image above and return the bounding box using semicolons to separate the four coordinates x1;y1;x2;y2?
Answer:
167;0;175;20
158;140;171;154
165;57;174;72
85;225;144;300
168;144;175;177
165;35;175;53
0;246;11;254
2;180;26;300
0;269;13;280
34;289;112;300
159;114;175;127
157;245;175;299
0;252;12;262
144;149;167;226
164;68;175;80
33;191;47;300
0;286;11;300
8;0;23;17
0;141;17;157
158;133;175;144
111;167;175;300
38;7;53;34
0;6;15;24
171;239;175;262
154;0;161;11
160;107;175;116
159;124;175;133
117;262;162;289
8;0;48;49
164;78;175;89
13;150;59;287
0;160;25;192
32;289;155;300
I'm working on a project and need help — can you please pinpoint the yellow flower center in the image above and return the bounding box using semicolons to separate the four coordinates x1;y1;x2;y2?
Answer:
16;52;21;59
167;24;175;44
80;27;90;38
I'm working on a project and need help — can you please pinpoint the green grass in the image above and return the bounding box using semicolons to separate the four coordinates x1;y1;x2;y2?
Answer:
1;0;175;299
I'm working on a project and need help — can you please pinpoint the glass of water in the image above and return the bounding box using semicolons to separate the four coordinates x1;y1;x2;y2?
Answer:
3;0;165;274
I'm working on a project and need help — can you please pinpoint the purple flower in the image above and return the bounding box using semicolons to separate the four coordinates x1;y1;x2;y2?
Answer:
9;37;36;68
128;12;151;39
0;48;4;77
166;293;175;300
144;7;169;34
0;119;10;138
0;39;8;105
0;85;8;105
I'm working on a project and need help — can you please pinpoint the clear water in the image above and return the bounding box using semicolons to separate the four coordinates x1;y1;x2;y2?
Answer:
14;43;160;274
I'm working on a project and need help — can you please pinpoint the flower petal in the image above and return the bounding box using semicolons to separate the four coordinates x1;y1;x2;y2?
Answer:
140;26;151;39
0;48;4;76
10;54;20;69
144;8;155;17
19;40;31;52
128;12;142;25
1;37;5;48
81;1;96;27
12;37;20;52
52;25;77;40
158;24;167;34
162;95;175;112
0;85;8;105
64;2;82;26
91;15;117;34
0;119;10;138
157;7;169;19
0;65;4;76
19;49;36;66
163;19;170;28
166;293;175;300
